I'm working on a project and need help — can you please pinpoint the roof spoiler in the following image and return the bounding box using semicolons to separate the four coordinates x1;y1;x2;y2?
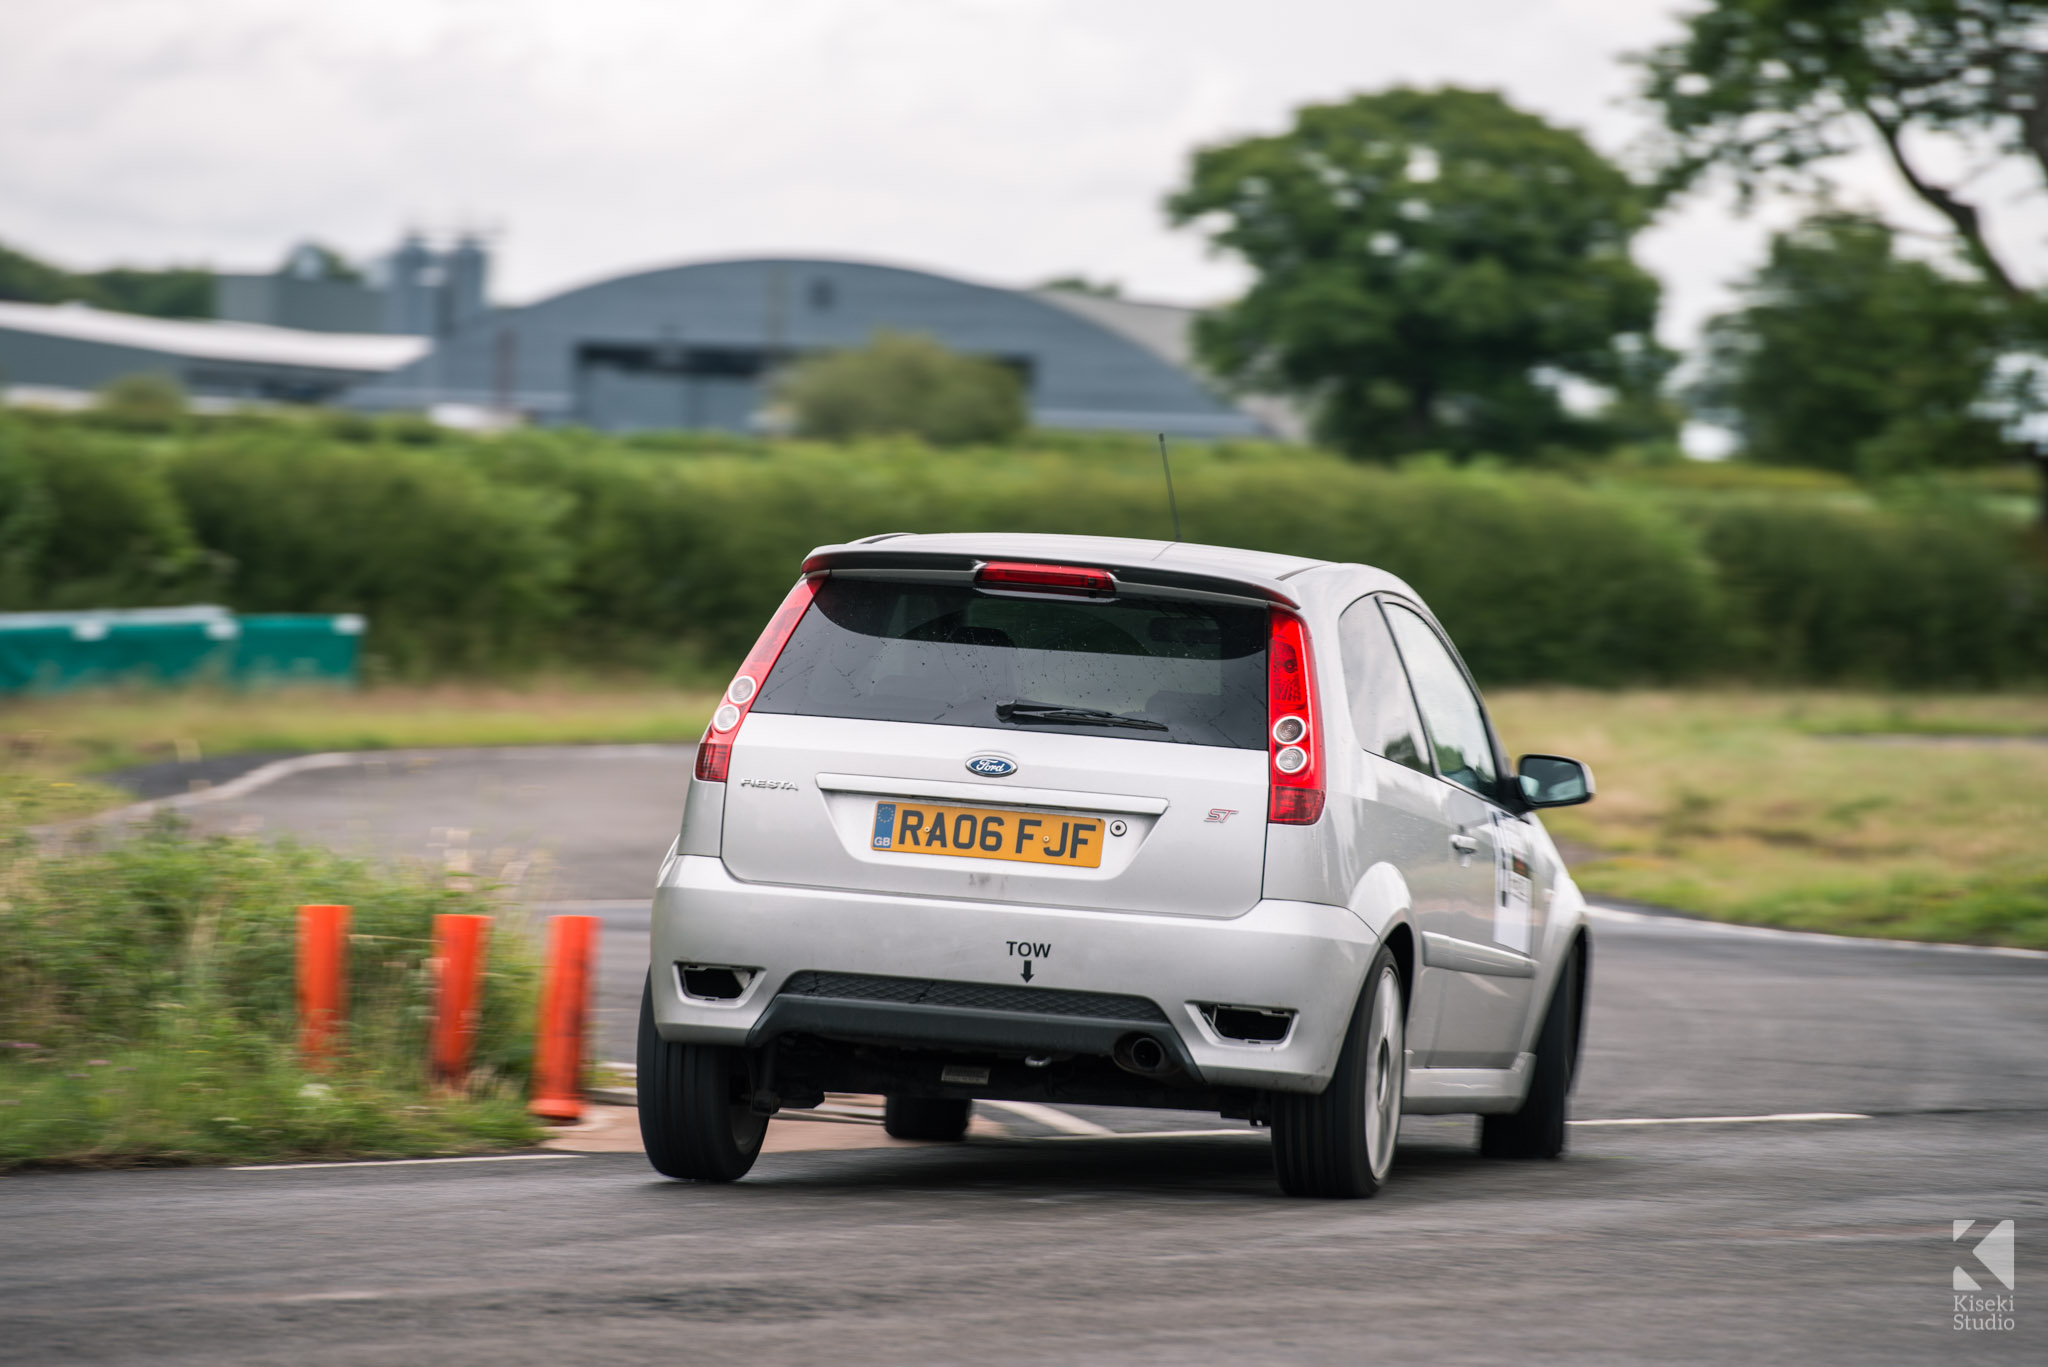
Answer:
799;546;1301;608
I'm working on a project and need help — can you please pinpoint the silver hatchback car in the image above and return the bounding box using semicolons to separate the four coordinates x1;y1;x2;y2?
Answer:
639;533;1595;1197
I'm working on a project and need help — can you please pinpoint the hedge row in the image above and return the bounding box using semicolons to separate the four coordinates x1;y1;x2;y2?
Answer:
2;413;2042;685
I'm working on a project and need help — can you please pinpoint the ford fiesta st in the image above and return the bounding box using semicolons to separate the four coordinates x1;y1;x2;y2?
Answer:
639;533;1594;1197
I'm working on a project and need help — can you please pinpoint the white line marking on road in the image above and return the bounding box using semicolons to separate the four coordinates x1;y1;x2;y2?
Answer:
777;1110;886;1127
1024;1115;1869;1139
40;745;697;838
1034;1128;1260;1141
1585;905;2048;961
222;1115;1872;1165
34;752;361;840
1568;1112;1870;1127
979;1100;1115;1136
231;1153;585;1172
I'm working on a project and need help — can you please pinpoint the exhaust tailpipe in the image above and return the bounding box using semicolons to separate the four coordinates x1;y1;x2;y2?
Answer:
1114;1032;1173;1077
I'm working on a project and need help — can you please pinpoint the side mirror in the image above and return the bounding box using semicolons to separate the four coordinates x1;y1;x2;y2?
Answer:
1517;754;1594;808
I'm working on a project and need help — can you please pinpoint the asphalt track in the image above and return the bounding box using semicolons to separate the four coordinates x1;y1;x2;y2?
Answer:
8;746;2045;1364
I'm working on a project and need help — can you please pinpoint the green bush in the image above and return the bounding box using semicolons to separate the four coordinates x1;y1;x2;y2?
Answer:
0;420;220;609
95;372;189;427
1186;462;1724;682
479;442;1722;681
165;436;575;673
1697;501;2044;683
497;441;2043;684
3;409;2043;686
0;823;542;1168
775;331;1028;445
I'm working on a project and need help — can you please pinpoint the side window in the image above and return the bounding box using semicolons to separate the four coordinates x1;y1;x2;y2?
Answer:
1383;603;1500;800
1337;597;1431;775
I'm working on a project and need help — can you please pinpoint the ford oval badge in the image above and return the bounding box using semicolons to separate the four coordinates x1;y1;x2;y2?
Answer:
965;754;1018;778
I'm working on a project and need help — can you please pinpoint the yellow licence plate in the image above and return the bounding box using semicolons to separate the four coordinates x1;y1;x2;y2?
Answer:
871;801;1105;869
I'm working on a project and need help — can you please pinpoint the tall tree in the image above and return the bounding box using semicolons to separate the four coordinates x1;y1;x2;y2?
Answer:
1640;3;2048;511
1695;211;2018;471
0;239;213;319
1637;0;2048;301
1167;87;1668;460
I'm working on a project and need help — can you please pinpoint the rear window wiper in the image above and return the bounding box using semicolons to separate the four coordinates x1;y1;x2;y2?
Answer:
996;700;1169;732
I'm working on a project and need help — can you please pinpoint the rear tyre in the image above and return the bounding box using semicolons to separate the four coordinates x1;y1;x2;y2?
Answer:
637;976;768;1181
882;1096;972;1141
1271;944;1405;1199
1480;941;1581;1161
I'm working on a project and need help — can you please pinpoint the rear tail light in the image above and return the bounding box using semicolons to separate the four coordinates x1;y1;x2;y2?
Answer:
1266;608;1324;824
975;561;1116;596
695;576;821;783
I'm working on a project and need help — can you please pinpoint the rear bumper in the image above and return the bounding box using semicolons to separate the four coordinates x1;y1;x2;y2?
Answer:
749;970;1203;1077
649;853;1379;1092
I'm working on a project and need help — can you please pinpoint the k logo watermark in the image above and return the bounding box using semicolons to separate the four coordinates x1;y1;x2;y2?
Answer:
1953;1219;2016;1333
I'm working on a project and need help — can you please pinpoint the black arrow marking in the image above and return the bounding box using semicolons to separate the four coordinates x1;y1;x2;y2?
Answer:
1020;959;1035;983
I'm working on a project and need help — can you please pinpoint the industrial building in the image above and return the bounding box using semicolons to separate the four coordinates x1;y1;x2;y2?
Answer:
351;257;1273;437
1;239;1296;439
216;235;491;336
0;299;426;407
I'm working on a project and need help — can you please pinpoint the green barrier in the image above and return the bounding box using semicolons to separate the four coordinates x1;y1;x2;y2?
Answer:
232;614;364;685
0;608;362;693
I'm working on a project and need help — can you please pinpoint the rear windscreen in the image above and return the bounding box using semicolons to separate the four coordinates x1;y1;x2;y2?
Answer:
751;578;1268;749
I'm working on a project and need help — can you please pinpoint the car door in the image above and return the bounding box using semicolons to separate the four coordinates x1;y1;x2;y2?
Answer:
1381;601;1536;1069
1335;595;1452;1060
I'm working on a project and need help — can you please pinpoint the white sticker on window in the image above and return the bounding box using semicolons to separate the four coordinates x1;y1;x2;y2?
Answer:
1494;817;1533;953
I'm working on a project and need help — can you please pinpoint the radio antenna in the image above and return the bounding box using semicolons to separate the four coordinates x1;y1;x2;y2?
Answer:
1157;433;1183;542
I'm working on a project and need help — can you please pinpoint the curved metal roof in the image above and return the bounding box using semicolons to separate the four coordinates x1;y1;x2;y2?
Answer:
348;256;1267;437
0;301;427;372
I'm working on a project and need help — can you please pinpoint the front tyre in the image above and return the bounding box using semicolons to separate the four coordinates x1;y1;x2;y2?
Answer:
1271;945;1405;1199
882;1096;972;1141
637;976;768;1181
1480;939;1582;1161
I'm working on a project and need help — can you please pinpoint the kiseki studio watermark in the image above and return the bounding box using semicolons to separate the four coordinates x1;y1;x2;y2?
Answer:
1953;1219;2016;1334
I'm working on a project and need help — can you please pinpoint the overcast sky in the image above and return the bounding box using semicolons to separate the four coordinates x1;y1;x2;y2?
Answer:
3;0;2040;349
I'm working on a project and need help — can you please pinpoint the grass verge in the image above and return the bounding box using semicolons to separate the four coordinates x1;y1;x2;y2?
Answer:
4;682;2042;954
0;678;719;823
1491;689;2048;950
0;821;545;1170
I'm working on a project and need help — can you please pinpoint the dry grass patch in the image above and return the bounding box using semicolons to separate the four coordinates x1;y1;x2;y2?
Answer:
1491;690;2048;948
5;682;2042;949
0;679;718;820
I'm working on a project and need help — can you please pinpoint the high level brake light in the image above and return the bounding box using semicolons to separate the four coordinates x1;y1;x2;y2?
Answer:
1266;608;1325;824
975;561;1116;596
695;576;821;783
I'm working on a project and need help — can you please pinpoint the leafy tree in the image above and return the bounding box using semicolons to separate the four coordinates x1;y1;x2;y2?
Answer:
1695;211;2018;471
95;373;189;426
1637;0;2047;302
1639;4;2048;510
281;242;364;284
0;239;213;318
1038;275;1123;298
774;330;1028;446
86;267;214;319
1166;87;1669;460
0;242;80;306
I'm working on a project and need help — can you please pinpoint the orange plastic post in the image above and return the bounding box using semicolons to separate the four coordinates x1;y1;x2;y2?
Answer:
530;915;598;1121
296;904;351;1065
430;913;492;1083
